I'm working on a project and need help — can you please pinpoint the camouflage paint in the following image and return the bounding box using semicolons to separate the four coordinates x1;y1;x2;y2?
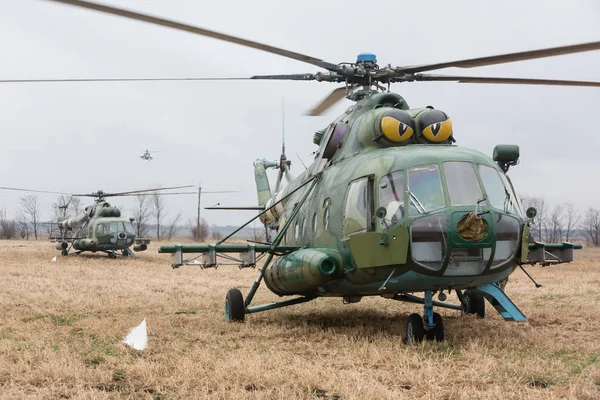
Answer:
258;91;526;296
161;91;579;300
56;200;141;255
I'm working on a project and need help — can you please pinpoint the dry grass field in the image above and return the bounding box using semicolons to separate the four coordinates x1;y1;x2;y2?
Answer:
0;239;599;399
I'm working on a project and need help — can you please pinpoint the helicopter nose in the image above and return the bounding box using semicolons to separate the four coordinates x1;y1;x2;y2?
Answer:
409;211;521;275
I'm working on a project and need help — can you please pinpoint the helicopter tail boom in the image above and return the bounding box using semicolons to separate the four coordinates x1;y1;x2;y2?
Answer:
253;159;273;207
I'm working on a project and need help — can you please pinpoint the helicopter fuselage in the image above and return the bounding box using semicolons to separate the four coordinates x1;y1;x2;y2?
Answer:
277;146;523;296
260;96;525;298
57;201;145;256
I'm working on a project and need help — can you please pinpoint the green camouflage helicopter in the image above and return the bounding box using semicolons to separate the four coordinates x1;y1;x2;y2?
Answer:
0;185;192;258
51;188;177;258
15;0;600;342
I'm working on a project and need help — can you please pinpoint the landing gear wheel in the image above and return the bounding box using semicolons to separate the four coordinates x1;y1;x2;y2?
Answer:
405;313;425;343
61;249;68;256
425;312;444;342
108;252;117;259
463;289;485;318
121;249;134;257
225;288;245;322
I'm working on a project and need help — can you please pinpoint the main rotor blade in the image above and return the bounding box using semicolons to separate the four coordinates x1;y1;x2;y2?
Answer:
415;74;600;87
106;185;195;197
0;77;251;84
250;74;316;81
71;185;195;197
308;87;347;116
47;0;340;72
0;186;71;195
401;40;600;73
205;206;264;210
0;74;319;84
134;190;241;195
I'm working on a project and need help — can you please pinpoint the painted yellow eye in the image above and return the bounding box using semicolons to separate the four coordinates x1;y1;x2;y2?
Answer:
422;119;453;143
381;116;414;143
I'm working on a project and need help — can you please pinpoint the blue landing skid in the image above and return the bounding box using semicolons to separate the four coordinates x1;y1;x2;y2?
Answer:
476;283;527;321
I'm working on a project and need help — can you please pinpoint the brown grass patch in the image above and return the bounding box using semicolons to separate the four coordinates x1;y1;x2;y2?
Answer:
0;240;599;399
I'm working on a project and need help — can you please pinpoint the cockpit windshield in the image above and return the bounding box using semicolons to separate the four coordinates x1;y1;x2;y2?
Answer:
124;222;134;234
443;162;485;206
378;162;522;224
408;164;445;214
96;221;134;236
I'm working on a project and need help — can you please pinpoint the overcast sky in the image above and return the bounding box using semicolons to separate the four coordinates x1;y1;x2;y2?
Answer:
1;0;599;227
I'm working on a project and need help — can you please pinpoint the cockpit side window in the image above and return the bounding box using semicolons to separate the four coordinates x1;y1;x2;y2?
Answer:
408;164;445;214
478;165;518;213
96;223;107;236
378;170;404;226
124;222;134;234
343;177;372;237
323;198;331;231
500;174;523;217
443;162;484;206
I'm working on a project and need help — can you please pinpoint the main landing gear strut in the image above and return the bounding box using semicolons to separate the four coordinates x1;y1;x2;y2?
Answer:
401;290;449;343
397;283;527;343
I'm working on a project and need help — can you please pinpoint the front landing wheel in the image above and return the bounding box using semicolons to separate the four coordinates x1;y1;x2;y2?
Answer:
225;289;245;322
463;289;485;318
426;312;444;342
405;313;425;343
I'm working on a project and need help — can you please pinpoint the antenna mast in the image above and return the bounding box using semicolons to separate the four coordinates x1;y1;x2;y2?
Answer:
196;183;202;242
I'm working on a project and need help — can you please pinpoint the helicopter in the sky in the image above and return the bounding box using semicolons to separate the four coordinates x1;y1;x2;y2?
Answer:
9;0;597;342
140;149;160;161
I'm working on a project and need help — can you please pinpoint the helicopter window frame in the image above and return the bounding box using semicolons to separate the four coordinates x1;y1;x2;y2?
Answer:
312;212;318;236
342;175;374;238
323;198;331;231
